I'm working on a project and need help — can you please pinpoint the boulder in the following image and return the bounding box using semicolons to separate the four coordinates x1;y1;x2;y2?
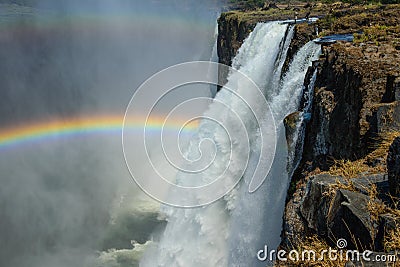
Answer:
351;174;390;202
327;189;375;250
300;174;346;236
387;137;400;198
300;174;390;250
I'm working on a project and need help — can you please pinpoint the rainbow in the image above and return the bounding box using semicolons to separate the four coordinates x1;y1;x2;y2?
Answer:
0;4;214;34
0;115;198;150
0;4;210;150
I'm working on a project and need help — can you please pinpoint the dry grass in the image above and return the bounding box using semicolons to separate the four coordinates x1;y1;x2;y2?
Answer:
275;236;347;267
288;133;400;264
384;197;400;253
384;198;400;253
323;177;357;199
385;225;400;253
322;131;400;179
366;184;387;222
328;159;371;178
366;131;400;164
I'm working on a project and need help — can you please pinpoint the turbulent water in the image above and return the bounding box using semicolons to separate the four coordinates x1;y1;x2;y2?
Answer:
140;22;321;267
0;1;322;265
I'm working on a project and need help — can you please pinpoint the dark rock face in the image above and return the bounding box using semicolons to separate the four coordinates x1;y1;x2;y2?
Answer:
298;174;390;250
396;78;400;101
217;13;255;67
302;46;365;166
217;13;255;86
327;189;374;250
300;174;344;236
282;23;317;75
373;101;400;134
299;42;400;170
382;76;400;103
388;137;400;198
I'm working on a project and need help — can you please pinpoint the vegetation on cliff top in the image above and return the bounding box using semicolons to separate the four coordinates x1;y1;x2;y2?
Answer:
229;0;400;10
220;1;400;264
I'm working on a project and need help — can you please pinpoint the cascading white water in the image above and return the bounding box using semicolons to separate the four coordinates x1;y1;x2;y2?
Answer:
288;68;319;177
141;21;320;267
228;29;320;267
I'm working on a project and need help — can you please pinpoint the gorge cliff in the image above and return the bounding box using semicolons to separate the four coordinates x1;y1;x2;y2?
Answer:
217;3;400;266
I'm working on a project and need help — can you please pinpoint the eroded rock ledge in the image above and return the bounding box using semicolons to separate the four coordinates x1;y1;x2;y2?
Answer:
281;4;400;258
217;2;400;261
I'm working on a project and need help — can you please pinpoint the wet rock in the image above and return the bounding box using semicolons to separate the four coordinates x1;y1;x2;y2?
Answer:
282;23;318;74
217;13;254;67
300;40;400;170
309;48;364;162
284;111;302;147
284;111;304;176
387;137;400;198
303;86;335;168
217;13;255;86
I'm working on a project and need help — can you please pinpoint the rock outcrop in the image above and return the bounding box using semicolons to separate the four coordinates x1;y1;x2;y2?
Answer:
281;3;400;254
300;43;400;168
388;137;400;198
283;112;302;148
217;3;400;262
290;173;389;250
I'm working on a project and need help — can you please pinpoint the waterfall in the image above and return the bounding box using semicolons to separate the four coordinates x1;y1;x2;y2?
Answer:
228;34;321;267
289;67;319;176
140;22;321;267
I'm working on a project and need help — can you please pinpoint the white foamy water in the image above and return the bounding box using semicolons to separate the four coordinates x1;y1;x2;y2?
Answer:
140;22;321;267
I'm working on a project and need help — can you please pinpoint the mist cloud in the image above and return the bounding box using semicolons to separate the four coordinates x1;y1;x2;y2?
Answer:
0;0;223;266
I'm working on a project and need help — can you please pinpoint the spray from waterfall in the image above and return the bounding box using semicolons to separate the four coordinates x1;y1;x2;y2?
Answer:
228;31;321;267
140;21;321;267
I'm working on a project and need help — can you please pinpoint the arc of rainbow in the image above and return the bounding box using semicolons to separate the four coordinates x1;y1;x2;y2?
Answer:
0;115;198;150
